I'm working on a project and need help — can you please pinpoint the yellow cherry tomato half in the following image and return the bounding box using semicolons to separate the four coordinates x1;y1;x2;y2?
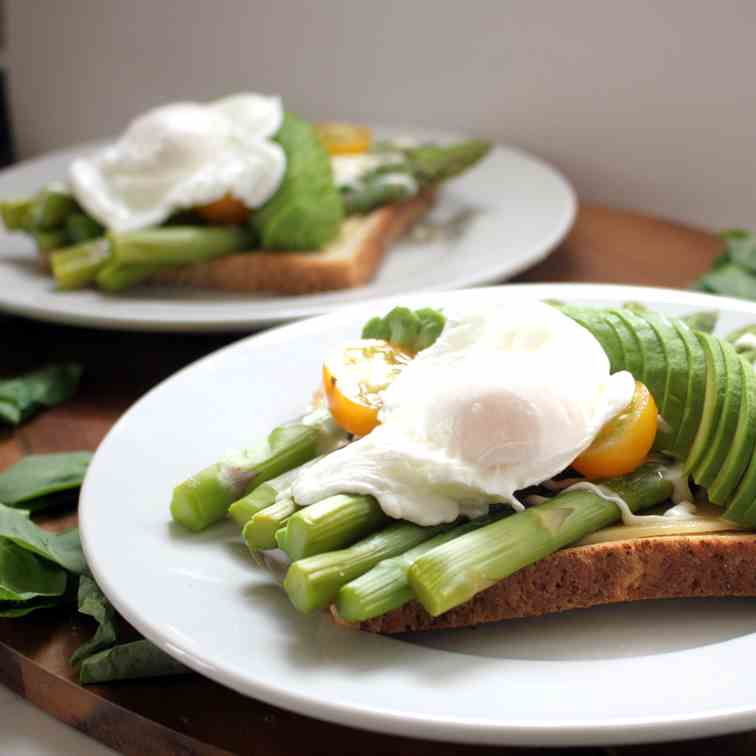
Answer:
572;381;658;480
195;194;249;225
323;339;411;436
315;122;372;156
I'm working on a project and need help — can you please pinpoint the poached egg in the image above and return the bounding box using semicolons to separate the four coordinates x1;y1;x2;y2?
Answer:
293;300;636;526
69;93;285;232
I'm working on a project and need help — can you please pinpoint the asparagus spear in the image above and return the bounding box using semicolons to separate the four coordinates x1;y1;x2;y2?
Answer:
170;410;346;532
95;262;160;292
281;493;389;561
243;496;300;551
401;140;491;185
342;175;415;215
408;463;673;617
336;509;510;622
361;306;446;353
31;229;68;252
109;226;255;266
228;455;322;527
0;199;32;231
284;520;449;613
92;226;258;291
229;484;279;528
51;239;111;290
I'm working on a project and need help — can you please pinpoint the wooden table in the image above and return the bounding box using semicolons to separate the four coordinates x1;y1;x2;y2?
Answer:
1;205;750;756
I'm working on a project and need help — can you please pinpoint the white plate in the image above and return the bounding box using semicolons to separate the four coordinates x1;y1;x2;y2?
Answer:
80;284;756;747
0;131;575;332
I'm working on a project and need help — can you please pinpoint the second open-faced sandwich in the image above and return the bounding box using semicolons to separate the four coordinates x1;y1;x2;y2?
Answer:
1;93;490;295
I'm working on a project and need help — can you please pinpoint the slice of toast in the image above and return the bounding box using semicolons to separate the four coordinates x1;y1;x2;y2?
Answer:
151;191;435;294
332;533;756;633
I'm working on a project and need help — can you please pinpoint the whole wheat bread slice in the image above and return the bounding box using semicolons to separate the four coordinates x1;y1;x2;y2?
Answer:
152;191;435;294
332;533;756;633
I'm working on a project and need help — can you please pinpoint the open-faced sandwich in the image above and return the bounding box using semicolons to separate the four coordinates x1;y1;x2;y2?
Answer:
169;298;756;632
0;93;489;294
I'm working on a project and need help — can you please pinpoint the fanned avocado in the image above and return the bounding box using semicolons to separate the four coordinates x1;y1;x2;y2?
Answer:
710;354;756;506
692;339;743;489
670;319;707;458
559;305;624;373
685;333;728;476
636;311;689;455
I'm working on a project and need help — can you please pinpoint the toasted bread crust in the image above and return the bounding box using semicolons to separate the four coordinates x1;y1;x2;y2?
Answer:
151;192;435;294
336;534;756;633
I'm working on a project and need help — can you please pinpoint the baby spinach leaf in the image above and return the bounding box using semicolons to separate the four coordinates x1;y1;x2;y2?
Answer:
0;452;93;509
70;574;118;665
0;538;68;601
723;229;756;273
0;503;86;574
79;639;189;684
698;262;756;300
0;363;83;426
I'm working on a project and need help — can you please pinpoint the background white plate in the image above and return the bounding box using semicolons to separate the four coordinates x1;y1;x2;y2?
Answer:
80;284;756;747
0;131;575;331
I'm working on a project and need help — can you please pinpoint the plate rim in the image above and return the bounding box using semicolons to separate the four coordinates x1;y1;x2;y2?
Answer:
0;136;576;332
80;282;756;746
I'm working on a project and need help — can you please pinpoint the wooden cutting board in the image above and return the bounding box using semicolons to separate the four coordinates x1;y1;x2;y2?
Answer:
4;205;752;756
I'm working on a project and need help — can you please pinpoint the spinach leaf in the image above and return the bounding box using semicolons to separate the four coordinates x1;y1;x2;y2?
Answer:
0;452;93;509
252;113;343;250
0;364;83;426
0;503;86;574
724;229;756;273
698;262;756;300
0;538;69;618
0;538;68;601
70;574;118;665
80;639;189;684
400;140;491;185
692;230;756;301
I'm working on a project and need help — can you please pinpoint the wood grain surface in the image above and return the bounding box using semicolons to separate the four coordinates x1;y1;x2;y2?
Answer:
0;205;743;756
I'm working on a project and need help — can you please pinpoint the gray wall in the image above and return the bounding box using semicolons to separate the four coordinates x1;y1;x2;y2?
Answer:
5;1;755;229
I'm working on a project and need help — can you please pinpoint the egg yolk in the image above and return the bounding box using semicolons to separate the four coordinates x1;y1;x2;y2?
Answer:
323;340;411;436
572;381;657;480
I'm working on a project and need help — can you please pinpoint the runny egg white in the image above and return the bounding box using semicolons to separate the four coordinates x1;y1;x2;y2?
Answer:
69;93;286;232
292;300;636;526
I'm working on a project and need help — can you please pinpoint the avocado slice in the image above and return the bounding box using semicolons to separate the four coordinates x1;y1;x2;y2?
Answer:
604;310;643;380
611;308;674;451
561;305;625;373
692;339;743;489
612;308;667;401
684;333;727;476
710;353;756;506
670;319;707;459
637;310;689;455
